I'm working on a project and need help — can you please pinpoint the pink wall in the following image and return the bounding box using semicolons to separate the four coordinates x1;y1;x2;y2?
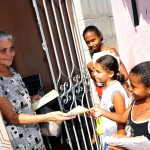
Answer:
111;0;150;73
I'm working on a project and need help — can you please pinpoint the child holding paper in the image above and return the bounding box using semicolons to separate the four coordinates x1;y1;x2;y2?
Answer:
89;61;150;150
89;55;129;149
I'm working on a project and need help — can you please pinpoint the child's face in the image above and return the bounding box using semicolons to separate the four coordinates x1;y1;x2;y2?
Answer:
83;31;102;52
128;73;149;100
93;63;110;83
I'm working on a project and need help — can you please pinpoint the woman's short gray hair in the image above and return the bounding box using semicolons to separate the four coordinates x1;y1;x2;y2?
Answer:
0;31;13;42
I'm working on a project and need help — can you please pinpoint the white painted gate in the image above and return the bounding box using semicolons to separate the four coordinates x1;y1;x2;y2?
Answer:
32;0;117;149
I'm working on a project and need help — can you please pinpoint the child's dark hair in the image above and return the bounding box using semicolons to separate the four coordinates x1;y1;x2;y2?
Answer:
130;61;150;87
82;25;103;41
96;55;125;83
83;25;101;36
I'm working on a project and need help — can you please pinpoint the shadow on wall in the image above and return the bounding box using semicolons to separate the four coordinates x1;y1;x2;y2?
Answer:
123;0;150;26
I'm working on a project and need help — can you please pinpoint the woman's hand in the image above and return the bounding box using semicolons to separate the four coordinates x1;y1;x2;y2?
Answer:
88;106;102;118
46;111;76;124
31;94;41;103
108;145;126;150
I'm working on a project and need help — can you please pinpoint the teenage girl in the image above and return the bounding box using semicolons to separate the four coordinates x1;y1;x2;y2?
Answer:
91;55;129;149
89;61;150;150
83;25;128;81
83;25;128;98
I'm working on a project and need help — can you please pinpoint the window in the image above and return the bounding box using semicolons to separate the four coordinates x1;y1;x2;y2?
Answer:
131;0;139;26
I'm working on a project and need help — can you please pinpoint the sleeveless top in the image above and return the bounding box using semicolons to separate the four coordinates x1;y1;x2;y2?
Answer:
101;81;128;138
0;67;45;150
125;103;150;139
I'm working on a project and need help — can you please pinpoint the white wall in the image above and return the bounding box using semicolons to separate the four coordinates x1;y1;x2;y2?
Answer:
73;0;118;63
111;0;150;73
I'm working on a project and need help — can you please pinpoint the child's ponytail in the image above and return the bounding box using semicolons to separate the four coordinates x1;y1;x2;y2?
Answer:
96;55;125;84
115;72;125;84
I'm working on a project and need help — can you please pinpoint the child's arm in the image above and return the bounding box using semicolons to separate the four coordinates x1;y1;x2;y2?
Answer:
113;93;126;134
89;105;132;123
87;61;96;81
109;48;128;81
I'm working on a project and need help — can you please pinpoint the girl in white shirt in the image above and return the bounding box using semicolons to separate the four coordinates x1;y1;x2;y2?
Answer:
91;54;128;150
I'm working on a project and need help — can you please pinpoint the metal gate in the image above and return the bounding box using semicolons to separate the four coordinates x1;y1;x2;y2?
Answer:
32;0;102;149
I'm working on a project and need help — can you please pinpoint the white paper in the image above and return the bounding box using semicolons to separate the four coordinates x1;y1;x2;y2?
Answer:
105;136;150;150
32;90;59;110
65;105;89;116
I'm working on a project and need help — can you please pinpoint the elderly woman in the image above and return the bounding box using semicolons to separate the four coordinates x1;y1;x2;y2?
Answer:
0;31;75;149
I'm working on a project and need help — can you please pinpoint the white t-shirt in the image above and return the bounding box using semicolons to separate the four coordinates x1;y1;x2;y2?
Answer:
101;80;128;138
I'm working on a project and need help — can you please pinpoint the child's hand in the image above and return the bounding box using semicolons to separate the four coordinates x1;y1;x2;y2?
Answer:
88;107;102;118
108;145;126;150
112;134;131;139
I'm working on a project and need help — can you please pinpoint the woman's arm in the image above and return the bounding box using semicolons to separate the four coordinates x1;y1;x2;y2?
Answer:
0;97;75;124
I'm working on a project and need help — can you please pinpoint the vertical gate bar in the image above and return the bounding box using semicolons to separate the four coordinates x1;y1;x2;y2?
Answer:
65;0;83;72
66;0;102;149
32;0;58;91
51;0;71;79
64;0;93;149
52;0;87;150
32;2;73;149
51;1;82;149
81;78;100;150
70;0;88;68
59;1;90;149
71;0;102;149
59;0;77;76
42;0;65;84
32;0;103;149
42;1;76;149
65;0;95;112
70;0;97;107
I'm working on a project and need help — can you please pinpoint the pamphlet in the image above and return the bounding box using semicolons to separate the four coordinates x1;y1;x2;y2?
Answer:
32;89;59;110
105;136;150;150
65;105;89;116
